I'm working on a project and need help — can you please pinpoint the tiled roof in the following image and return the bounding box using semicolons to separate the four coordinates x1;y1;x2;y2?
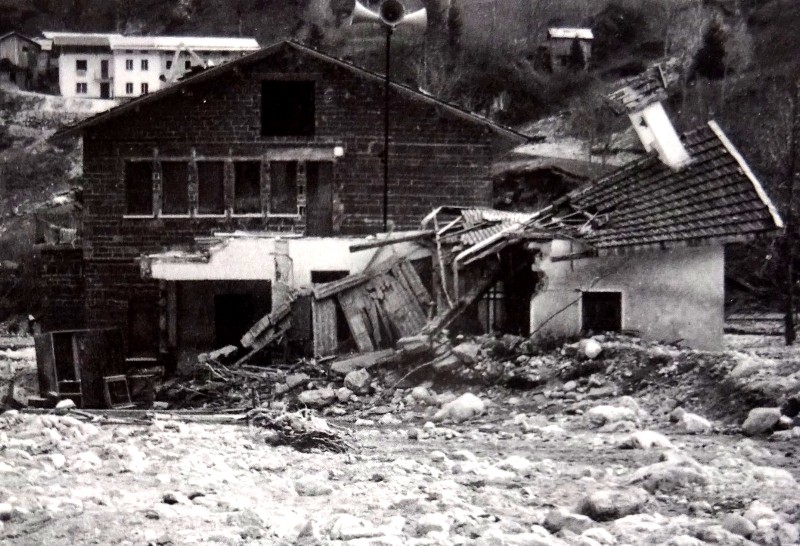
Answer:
568;121;783;250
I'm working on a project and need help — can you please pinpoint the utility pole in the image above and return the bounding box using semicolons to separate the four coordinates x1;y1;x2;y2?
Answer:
784;80;800;345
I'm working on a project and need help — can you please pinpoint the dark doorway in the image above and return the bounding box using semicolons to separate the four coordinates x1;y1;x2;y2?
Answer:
128;299;159;358
582;291;622;333
100;82;110;98
306;161;334;236
214;294;257;347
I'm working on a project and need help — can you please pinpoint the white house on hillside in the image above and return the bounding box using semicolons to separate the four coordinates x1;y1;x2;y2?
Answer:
41;32;260;99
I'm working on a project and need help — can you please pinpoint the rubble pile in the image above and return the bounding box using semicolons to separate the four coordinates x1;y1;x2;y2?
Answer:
247;408;351;453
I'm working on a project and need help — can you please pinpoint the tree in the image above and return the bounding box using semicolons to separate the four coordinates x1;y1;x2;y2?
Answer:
694;19;726;80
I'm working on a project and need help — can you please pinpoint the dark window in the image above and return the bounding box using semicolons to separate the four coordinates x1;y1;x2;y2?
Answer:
184;60;191;70
269;161;297;214
76;59;87;71
261;80;315;136
233;161;261;214
166;60;172;69
75;82;87;94
306;161;334;235
141;82;149;94
311;271;349;283
125;59;134;70
141;59;149;70
125;82;133;94
125;161;153;215
161;161;189;214
582;291;622;333
197;161;225;214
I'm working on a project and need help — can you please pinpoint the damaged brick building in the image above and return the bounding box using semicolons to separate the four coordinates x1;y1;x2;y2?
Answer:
47;40;525;366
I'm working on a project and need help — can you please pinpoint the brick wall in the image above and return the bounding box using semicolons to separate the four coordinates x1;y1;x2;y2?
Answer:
78;43;508;349
39;246;85;331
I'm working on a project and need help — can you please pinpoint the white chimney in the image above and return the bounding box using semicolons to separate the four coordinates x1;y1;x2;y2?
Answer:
629;101;690;170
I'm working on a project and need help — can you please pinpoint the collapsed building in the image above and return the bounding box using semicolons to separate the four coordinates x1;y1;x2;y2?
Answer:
37;49;783;407
43;39;525;388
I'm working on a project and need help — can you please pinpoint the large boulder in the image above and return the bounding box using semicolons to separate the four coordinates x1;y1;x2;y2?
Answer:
585;405;639;428
433;393;486;423
344;368;371;394
742;407;782;436
577;487;650;521
297;388;336;408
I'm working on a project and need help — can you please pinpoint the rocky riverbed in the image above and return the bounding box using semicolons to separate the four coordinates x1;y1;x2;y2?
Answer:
1;334;799;545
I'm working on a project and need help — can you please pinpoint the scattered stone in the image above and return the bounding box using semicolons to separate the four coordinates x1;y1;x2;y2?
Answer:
294;474;333;496
721;513;756;539
433;393;486;423
659;535;704;546
679;412;712;434
416;513;450;535
581;527;617;545
618;430;673;450
669;407;686;422
578;487;650;521
742;407;782;436
452;342;481;364
297;388;336;408
743;500;777;524
753;518;799;545
579;339;603;359
585;405;639;428
55;399;76;413
336;387;353;403
344;368;371;394
49;453;66;469
329;514;382;540
544;507;595;534
286;373;310;389
496;455;533;473
628;460;708;493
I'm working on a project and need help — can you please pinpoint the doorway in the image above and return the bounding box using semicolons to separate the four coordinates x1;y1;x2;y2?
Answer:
306;161;334;236
100;82;110;99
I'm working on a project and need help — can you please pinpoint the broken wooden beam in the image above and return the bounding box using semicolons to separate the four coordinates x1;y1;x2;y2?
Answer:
348;231;434;252
329;349;396;375
241;300;293;348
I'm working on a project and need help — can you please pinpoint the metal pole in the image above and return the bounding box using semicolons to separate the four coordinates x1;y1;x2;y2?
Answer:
785;81;800;345
383;26;393;232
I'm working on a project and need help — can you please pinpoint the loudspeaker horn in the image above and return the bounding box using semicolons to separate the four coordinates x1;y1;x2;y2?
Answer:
351;0;427;29
351;0;382;25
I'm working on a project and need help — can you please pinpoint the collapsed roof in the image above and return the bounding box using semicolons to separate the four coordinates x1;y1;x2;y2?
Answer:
427;120;783;257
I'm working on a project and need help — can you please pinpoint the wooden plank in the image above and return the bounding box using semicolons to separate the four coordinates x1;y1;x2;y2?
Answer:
337;288;375;353
240;300;292;348
330;349;396;374
396;260;432;307
314;273;369;300
232;319;291;367
377;274;427;338
34;333;57;399
313;298;338;357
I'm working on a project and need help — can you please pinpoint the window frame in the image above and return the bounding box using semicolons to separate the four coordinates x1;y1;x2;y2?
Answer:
160;161;191;217
75;82;88;94
140;82;149;94
125;58;134;70
75;59;87;73
141;58;149;71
